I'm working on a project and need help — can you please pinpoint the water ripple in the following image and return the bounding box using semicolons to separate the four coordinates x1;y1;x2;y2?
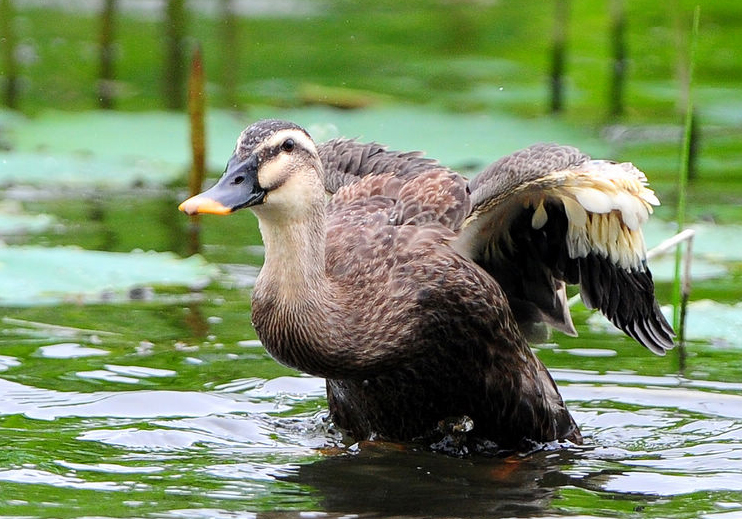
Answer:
0;467;128;491
0;378;286;420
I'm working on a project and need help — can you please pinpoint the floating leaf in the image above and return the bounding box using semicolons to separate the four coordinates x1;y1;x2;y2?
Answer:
0;151;181;188
646;255;727;282
679;300;742;348
244;105;608;171
0;246;217;306
643;220;742;279
588;300;742;348
1;107;606;187
0;211;56;235
0;110;245;187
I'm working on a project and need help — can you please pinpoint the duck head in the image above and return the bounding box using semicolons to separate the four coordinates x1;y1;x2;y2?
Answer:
179;119;324;217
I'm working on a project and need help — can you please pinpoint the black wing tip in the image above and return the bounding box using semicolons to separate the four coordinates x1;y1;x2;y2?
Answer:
622;312;675;355
576;254;675;355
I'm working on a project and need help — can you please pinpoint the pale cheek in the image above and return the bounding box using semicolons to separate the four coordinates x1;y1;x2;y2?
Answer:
266;186;299;207
258;155;291;190
257;177;317;221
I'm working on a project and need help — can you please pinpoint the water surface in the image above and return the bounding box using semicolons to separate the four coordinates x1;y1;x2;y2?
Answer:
1;183;741;518
2;91;742;518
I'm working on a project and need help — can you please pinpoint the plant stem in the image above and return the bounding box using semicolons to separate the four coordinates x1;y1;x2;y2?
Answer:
549;0;569;114
163;0;187;110
1;0;19;109
98;0;116;109
673;5;700;348
186;43;206;256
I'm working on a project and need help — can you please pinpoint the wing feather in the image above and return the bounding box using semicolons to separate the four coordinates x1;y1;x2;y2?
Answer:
318;138;440;194
456;143;674;353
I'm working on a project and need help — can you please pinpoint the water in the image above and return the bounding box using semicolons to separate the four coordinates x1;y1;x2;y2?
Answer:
0;185;741;519
2;330;742;518
3;0;742;512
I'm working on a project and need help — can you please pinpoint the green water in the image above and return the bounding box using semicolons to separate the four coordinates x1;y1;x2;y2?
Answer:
1;104;741;519
1;180;741;518
2;1;742;517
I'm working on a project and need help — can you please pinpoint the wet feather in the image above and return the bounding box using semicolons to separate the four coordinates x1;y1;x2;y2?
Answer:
201;122;673;453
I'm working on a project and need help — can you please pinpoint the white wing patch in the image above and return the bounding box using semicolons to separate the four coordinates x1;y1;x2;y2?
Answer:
523;160;659;271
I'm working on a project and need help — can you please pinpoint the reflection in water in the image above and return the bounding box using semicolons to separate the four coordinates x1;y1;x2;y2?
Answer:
2;245;742;518
282;444;578;517
269;373;742;517
2;366;742;517
185;301;210;338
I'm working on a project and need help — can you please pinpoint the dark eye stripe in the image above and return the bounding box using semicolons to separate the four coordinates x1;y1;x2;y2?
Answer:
258;137;306;163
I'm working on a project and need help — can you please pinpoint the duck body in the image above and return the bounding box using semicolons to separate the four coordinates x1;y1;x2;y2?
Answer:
180;119;673;452
252;171;579;448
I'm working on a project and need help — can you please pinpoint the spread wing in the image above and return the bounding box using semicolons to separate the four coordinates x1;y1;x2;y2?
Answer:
455;143;674;354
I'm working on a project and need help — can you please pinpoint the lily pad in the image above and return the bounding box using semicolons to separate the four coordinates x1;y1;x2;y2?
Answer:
646;255;728;282
0;110;246;187
588;300;742;349
244;105;609;171
0;246;217;306
646;220;742;263
8;111;227;164
0;211;56;235
679;300;742;348
642;220;742;281
0;151;181;188
0;107;607;188
684;222;742;262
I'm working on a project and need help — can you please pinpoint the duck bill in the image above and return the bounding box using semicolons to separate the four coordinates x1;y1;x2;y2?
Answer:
179;154;265;215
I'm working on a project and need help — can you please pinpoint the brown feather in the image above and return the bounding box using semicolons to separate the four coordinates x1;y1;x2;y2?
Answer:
195;120;674;453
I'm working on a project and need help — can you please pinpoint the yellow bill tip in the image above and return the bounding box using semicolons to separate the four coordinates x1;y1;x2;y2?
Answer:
178;195;232;215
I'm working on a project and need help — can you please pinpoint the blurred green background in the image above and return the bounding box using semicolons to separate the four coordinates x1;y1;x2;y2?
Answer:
2;0;741;204
2;0;741;326
2;0;742;232
2;3;742;518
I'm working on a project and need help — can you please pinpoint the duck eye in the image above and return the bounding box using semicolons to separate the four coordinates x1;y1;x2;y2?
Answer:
281;138;295;152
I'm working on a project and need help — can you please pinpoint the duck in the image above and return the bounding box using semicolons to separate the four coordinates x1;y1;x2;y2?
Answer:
179;119;674;453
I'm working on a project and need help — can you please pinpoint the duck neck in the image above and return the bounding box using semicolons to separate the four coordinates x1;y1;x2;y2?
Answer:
249;187;429;380
251;202;350;377
255;204;328;301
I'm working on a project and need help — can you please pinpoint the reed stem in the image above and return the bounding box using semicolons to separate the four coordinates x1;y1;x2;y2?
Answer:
673;5;700;359
98;0;117;109
186;44;206;255
163;0;187;110
1;0;19;109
